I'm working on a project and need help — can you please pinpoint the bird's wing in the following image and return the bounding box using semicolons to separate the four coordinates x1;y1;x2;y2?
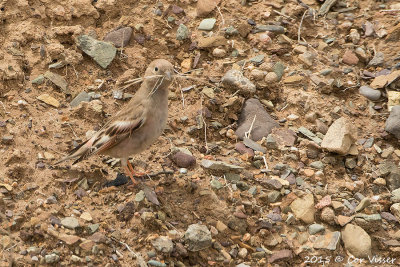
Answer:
55;102;146;165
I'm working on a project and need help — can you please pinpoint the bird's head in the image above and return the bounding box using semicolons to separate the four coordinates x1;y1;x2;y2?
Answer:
143;59;174;95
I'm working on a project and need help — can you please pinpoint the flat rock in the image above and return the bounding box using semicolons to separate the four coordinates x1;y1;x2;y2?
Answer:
198;18;216;31
184;224;212;251
235;98;279;141
104;27;132;48
359;86;381;101
151;236;174;253
77;35;116;69
37;94;60;108
243;137;266;153
321;117;355;155
313;231;341;250
342;224;371;258
44;71;70;94
61;217;80;229
201;159;243;172
221;69;256;95
70;91;90;107
290;193;315;224
269;128;297;147
268;249;292;263
385;106;400;139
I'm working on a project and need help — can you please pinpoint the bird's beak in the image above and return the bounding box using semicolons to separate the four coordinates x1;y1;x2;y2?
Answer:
165;71;172;81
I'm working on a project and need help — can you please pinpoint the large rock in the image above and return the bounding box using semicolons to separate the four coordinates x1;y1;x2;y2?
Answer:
321;117;356;155
77;35;117;68
385;106;400;139
235;98;279;141
290;193;315;224
196;0;220;16
221;69;256;95
184;224;212;251
341;224;371;258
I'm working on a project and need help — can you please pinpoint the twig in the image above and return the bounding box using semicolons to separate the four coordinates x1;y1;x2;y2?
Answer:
262;156;269;170
111;237;138;258
380;9;400;13
244;115;256;139
216;6;225;28
273;10;292;19
200;96;209;152
71;65;79;79
179;83;185;108
298;9;308;43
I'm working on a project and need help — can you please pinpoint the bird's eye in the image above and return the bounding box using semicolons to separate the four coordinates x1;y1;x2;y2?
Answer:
154;67;159;72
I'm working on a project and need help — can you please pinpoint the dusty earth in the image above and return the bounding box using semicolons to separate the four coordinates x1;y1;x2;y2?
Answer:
1;0;400;266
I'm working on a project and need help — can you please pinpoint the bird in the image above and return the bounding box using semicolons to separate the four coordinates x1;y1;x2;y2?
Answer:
55;59;174;185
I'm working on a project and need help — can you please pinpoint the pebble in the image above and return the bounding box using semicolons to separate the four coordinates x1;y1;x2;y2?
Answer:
201;159;243;172
148;260;167;267
321;117;355;155
359;86;381;101
264;72;278;83
342;50;359;65
104;27;132;48
212;48;226;58
254;25;285;34
45;253;60;264
221;69;256;95
196;0;220;16
61;217;80;229
235;98;279;141
37;94;60;108
238;248;248;258
184;224;212;251
151;236;174;253
341;224;371;258
70;91;91;107
198;18;216;30
44;71;70;94
32;75;45;85
76;35;117;69
313;231;340;250
385;106;400;139
308;224;325;235
250;69;265;80
368;52;384;66
170;151;196;168
290;194;315;224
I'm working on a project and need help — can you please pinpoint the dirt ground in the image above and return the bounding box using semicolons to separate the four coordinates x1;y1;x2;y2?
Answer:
1;0;400;266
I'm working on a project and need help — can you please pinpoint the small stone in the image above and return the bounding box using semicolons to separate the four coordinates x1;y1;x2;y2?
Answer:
222;69;256;95
341;224;371;258
268;250;292;263
37;94;60;108
342;50;359;65
210;179;223;189
250;69;265;81
32;75;45;85
212;48;226;58
359;86;381;101
176;24;189;40
76;35;117;69
196;0;220;16
313;231;341;250
321;117;356;155
1;135;14;145
70;91;91;107
44;71;70;94
250;54;265;65
290;194;315;224
104;27;132;48
320;207;335;223
170;151;196;168
80;212;93;222
216;221;227;232
238;248;248;258
45;254;60;264
264;72;278;83
184;224;212;251
151;236;174;253
201;159;243;172
385;106;400;139
309;224;325;235
368;52;384;66
61;217;80;229
198;18;216;30
148;260;167;267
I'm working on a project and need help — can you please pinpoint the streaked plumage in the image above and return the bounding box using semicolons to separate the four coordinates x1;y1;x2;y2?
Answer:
55;59;174;184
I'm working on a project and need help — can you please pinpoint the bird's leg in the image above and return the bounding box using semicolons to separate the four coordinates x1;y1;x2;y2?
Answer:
121;158;137;185
127;160;146;177
124;165;137;185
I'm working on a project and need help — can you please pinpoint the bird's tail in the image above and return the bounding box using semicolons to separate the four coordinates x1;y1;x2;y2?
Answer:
53;139;91;166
